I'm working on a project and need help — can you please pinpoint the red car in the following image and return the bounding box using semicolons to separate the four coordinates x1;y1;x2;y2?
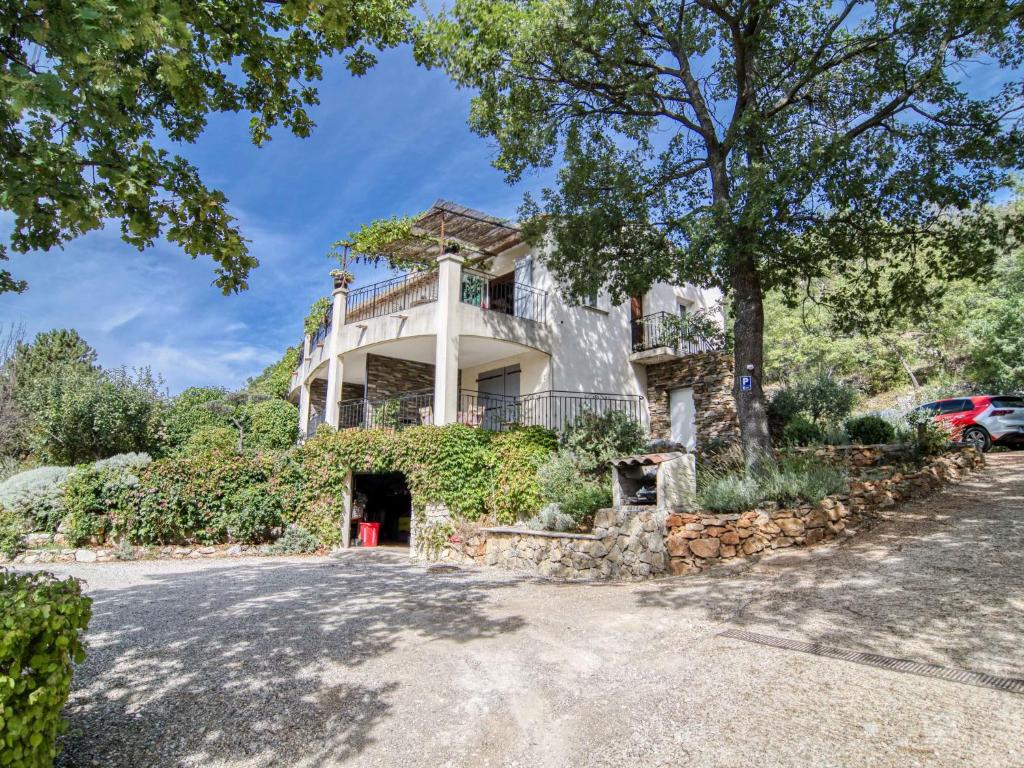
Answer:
913;395;1024;451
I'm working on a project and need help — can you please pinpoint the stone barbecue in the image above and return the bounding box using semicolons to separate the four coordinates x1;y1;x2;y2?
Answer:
609;452;697;512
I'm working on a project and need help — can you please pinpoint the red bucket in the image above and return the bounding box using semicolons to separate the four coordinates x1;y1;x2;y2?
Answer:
359;521;380;547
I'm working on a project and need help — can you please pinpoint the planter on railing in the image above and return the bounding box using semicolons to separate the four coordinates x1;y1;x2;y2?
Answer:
460;268;546;323
345;271;439;324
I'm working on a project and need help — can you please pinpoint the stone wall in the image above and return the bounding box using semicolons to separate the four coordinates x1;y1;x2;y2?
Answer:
428;446;983;581
341;382;365;402
646;351;739;447
365;353;435;400
310;379;328;415
663;446;984;575
436;506;668;581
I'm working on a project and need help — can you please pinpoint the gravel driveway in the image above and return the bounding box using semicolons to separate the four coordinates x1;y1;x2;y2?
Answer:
20;453;1024;767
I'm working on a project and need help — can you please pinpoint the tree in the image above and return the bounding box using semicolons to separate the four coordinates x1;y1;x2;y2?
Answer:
1;0;414;294
418;0;1024;465
162;386;233;449
30;366;166;464
0;324;28;456
10;329;97;396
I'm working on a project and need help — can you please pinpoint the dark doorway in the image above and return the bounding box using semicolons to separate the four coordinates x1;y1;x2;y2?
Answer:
352;472;412;547
630;295;644;349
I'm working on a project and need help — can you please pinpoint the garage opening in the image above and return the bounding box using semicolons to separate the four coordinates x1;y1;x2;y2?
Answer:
351;472;412;548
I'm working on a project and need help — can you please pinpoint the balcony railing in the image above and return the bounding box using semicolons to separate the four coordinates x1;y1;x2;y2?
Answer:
633;311;721;355
345;271;439;324
337;388;436;430
310;318;331;350
461;268;546;323
459;389;644;433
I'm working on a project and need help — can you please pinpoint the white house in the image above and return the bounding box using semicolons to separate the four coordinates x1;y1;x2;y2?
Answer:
288;200;737;452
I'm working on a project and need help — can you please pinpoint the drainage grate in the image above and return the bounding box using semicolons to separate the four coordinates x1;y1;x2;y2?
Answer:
720;628;1024;695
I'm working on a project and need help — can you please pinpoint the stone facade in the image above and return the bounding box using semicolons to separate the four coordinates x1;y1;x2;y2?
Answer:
646;351;739;447
340;382;365;402
310;379;328;415
2;542;297;565
436;506;668;581
365;353;435;400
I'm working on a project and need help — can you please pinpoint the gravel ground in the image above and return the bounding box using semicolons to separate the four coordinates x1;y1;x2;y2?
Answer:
16;453;1024;767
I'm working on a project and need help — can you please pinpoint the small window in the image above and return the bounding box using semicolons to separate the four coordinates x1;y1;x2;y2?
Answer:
937;399;970;414
581;291;599;308
678;302;689;318
914;402;939;414
991;396;1024;409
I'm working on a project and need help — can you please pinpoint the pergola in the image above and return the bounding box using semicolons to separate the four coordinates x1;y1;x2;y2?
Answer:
384;199;525;265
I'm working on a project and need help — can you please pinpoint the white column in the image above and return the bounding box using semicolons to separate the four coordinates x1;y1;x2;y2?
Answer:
434;252;464;425
325;284;348;427
298;332;312;436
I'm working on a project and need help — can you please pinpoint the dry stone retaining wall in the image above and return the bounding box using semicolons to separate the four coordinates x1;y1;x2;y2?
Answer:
432;446;984;581
438;506;668;581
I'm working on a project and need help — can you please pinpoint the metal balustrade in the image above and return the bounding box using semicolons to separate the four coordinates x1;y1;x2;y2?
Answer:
345;271;439;324
320;388;643;434
633;311;721;355
460;268;546;323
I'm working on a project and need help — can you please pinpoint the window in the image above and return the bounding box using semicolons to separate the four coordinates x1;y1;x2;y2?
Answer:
991;396;1024;409
937;399;971;414
581;290;599;309
677;302;689;318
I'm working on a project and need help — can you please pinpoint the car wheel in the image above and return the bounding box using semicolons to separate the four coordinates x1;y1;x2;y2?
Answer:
963;426;991;452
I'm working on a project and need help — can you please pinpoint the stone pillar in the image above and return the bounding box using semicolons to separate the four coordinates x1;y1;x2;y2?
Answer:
434;252;464;425
340;470;354;549
324;284;348;427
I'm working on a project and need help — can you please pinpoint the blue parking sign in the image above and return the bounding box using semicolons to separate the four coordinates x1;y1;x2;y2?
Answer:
740;375;753;392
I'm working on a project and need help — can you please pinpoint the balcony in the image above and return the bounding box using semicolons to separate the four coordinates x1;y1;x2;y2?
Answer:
345;271;439;324
630;311;722;364
333;388;643;433
460;268;546;323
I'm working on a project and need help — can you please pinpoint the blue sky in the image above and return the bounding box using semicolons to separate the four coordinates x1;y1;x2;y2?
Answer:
0;47;552;394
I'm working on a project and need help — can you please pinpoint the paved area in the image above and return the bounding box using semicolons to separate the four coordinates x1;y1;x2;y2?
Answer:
20;454;1024;767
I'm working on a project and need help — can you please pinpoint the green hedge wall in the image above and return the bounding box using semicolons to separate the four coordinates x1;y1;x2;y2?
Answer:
0;571;91;767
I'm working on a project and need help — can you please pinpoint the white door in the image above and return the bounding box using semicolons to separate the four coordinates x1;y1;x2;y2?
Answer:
670;387;697;451
514;256;534;320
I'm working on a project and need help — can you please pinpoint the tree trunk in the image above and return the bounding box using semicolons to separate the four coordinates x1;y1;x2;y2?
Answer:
731;254;774;469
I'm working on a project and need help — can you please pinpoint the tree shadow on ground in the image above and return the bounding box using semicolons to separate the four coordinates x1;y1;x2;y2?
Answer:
632;454;1024;678
56;551;526;768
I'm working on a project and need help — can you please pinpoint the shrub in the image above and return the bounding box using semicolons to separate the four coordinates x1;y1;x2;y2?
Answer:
905;409;954;456
162;386;233;450
92;452;152;472
845;415;896;445
526;503;576;532
0;504;29;557
768;373;857;439
782;415;823;446
245;399;299;450
115;451;269;544
0;456;21;484
535;450;611;525
183;425;237;456
760;458;847;504
697;457;846;512
697;473;763;512
561;410;646;475
0;466;71;531
268;524;319;554
488;427;558;524
222;486;283;543
60;508;106;547
0;571;91;767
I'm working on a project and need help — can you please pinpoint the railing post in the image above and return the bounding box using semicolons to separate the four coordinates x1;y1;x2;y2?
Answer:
325;279;348;428
434;252;464;425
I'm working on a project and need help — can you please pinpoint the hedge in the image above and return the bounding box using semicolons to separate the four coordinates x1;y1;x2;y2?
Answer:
0;571;92;767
